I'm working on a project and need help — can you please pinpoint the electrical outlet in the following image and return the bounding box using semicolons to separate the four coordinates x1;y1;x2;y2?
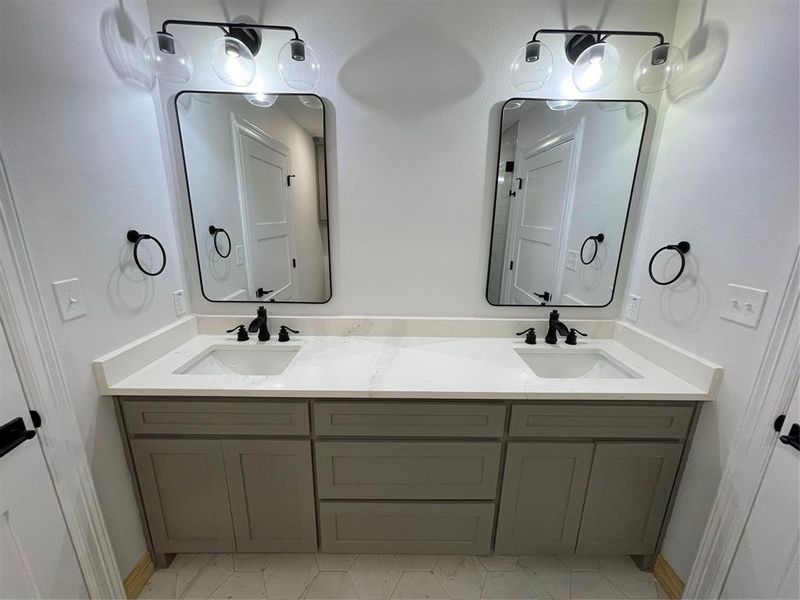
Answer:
624;294;642;323
52;278;87;322
721;284;767;328
173;289;186;316
235;245;245;266
565;250;578;272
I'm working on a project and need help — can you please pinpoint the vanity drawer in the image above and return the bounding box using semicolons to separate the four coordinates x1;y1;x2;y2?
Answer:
509;404;693;439
319;501;494;554
315;441;501;499
313;402;506;437
122;399;310;436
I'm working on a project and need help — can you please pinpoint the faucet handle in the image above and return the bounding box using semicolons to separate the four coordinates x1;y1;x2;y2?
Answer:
565;328;587;345
226;325;249;342
516;327;537;345
278;325;300;342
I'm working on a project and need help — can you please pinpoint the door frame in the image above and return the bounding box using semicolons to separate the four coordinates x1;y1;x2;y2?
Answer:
685;247;800;599
0;155;124;598
230;114;299;301
501;119;584;304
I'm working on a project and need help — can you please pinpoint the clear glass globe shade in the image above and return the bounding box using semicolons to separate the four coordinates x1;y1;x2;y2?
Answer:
143;32;193;83
210;36;256;87
278;40;320;90
546;99;578;111
299;95;323;109
245;93;278;107
634;43;685;93
572;42;620;92
511;42;553;91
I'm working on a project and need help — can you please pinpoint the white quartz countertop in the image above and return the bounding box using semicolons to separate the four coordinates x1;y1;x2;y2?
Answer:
96;329;717;401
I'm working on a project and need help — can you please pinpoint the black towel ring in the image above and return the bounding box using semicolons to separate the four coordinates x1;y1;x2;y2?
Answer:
580;233;605;265
208;225;231;258
648;241;691;286
127;230;166;277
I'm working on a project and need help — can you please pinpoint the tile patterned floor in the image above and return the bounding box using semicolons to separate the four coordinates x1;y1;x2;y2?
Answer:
140;553;670;600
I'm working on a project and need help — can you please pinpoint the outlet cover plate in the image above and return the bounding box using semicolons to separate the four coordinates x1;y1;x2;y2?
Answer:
624;294;642;323
173;290;187;317
52;278;87;322
721;284;768;328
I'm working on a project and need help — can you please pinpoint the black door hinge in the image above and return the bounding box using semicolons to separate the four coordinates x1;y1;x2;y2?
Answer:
287;175;296;186
292;258;297;268
509;260;514;270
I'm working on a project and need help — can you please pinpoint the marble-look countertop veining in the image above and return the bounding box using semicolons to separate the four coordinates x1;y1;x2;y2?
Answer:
95;329;717;401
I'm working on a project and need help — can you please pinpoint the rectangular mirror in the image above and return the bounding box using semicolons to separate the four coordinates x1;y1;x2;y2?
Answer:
487;99;647;307
176;92;331;303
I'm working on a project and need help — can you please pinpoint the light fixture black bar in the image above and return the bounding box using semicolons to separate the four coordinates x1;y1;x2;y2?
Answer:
161;19;300;40
531;28;665;45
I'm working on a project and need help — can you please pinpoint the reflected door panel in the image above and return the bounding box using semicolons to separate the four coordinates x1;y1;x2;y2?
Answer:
236;128;297;301
507;140;574;305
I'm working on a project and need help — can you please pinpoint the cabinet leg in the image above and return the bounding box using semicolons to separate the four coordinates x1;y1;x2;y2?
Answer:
632;554;656;572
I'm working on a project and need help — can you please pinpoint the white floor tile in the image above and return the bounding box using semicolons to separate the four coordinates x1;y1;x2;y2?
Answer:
264;554;319;600
569;572;626;600
433;555;487;600
558;556;599;572
349;555;403;600
478;556;519;571
315;554;358;571
518;556;570;600
168;555;215;598
481;571;535;599
209;572;266;599
234;555;271;573
396;555;437;571
180;565;233;600
598;557;659;599
139;571;178;600
391;572;449;600
303;572;358;599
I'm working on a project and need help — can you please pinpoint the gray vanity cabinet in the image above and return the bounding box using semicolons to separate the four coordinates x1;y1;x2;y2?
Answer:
576;442;682;555
131;439;236;553
495;442;594;554
223;440;317;552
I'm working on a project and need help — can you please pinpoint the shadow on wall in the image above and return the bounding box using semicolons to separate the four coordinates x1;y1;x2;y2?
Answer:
99;1;154;90
653;251;711;330
668;0;729;102
338;20;483;116
106;239;157;317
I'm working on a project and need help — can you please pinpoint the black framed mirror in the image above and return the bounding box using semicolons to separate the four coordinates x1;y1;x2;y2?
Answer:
175;91;331;303
486;98;647;307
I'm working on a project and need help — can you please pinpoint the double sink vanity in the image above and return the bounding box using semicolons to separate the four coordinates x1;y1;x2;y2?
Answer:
95;315;721;569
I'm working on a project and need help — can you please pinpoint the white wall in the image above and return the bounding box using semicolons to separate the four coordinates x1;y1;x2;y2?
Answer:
148;0;679;318
487;121;518;303
622;0;800;581
0;0;187;576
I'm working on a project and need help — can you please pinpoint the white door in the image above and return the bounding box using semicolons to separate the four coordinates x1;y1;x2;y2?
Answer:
0;319;88;599
234;122;298;302
503;139;575;305
721;378;800;599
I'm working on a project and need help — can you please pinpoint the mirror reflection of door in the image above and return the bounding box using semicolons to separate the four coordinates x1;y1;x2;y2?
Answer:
233;117;298;302
502;131;579;305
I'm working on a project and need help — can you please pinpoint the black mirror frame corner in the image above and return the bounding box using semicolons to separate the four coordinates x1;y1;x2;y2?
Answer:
484;97;649;309
173;90;333;304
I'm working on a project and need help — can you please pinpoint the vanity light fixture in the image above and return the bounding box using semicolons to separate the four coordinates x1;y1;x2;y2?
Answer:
245;92;279;107
546;99;579;111
299;95;323;109
512;29;683;94
143;19;320;90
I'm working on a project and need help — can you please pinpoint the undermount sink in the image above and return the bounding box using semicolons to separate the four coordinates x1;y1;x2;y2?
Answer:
515;348;641;379
175;345;300;376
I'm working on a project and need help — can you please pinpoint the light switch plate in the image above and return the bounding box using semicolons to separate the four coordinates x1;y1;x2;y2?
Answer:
52;278;87;322
721;284;768;328
624;294;642;323
565;250;578;272
173;290;186;316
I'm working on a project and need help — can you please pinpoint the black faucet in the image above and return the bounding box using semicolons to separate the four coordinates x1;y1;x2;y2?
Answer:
249;306;270;341
545;310;570;344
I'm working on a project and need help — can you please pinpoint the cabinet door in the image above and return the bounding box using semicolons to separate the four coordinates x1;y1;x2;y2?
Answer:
576;442;682;555
495;442;593;554
223;440;317;552
130;439;235;553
